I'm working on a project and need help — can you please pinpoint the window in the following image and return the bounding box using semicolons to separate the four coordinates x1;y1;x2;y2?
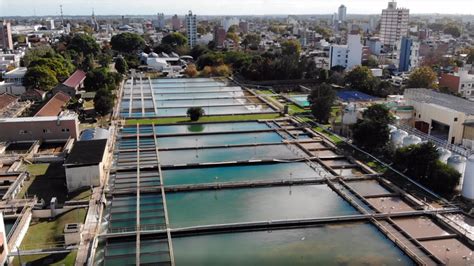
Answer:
454;118;458;122
19;130;28;134
43;129;51;133
62;128;70;132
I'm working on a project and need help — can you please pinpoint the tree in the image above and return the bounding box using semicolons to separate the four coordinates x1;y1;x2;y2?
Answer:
184;64;199;77
190;45;210;60
29;56;74;81
363;56;379;68
281;40;301;56
23;66;59;90
84;68;117;91
67;33;101;56
22;46;57;67
187;107;205;121
243;33;261;50
214;64;232;77
443;25;461;38
345;66;377;94
111;32;146;54
407;67;438;89
226;32;240;45
94;87;114;116
115;57;128;75
393;142;460;194
308;83;336;123
161;32;188;47
97;53;112;68
352;104;394;151
200;66;213;77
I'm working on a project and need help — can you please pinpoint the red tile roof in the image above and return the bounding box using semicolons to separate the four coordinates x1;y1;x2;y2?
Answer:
63;70;86;88
0;93;18;111
34;91;71;117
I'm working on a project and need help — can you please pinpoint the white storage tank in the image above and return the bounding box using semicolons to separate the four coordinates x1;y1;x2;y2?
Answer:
388;125;397;134
402;135;422;147
437;147;452;164
462;155;474;200
391;129;408;147
447;155;466;191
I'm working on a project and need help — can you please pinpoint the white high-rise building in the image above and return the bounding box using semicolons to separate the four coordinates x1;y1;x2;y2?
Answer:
338;5;347;22
185;10;197;48
380;1;409;50
329;34;363;70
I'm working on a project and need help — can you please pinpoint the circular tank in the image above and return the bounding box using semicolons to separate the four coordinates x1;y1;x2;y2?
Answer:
462;155;474;200
437;147;452;164
402;135;422;147
447;155;466;176
391;130;408;147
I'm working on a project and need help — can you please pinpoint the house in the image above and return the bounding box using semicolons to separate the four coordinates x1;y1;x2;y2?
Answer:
52;70;86;97
0;113;79;141
439;68;474;100
64;139;108;192
34;92;71;117
0;67;27;95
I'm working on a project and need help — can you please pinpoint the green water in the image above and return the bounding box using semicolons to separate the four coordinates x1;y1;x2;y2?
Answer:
172;223;413;265
166;185;357;228
162;162;322;186
158;144;300;165
157;132;283;149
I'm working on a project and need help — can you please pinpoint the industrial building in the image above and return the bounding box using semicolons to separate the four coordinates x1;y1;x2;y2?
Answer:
64;139;109;192
404;89;474;146
0;113;79;142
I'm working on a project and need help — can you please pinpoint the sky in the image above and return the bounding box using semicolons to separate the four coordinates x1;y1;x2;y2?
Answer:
1;0;473;16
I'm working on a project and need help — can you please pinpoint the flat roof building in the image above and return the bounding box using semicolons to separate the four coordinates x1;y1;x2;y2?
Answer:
404;88;474;145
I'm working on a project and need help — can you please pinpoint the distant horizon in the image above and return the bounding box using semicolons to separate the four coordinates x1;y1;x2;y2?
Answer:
1;0;473;17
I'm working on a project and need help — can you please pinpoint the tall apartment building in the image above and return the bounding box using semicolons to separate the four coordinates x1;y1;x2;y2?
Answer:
214;26;227;48
171;15;181;31
153;13;165;30
338;5;347;22
185;11;197;48
398;36;420;72
329;34;363;70
0;21;13;51
380;1;409;50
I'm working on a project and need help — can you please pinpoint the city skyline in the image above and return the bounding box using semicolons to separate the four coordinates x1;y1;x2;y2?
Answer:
1;0;473;17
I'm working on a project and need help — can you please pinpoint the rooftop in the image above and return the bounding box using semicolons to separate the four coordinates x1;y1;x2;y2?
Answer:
64;139;107;166
404;88;474;115
35;92;71;117
3;67;27;78
0;93;18;111
0;113;77;123
62;69;86;88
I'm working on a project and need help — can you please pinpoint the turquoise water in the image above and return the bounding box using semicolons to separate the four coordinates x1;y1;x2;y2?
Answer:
155;98;247;107
157;132;282;148
156;105;273;117
155;122;270;135
162;162;321;186
158;144;300;165
172;223;413;265
104;238;171;266
166;185;357;228
290;95;310;107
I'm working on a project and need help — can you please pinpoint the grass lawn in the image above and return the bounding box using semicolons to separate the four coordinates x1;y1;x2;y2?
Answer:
18;208;87;251
69;188;92;201
12;251;77;266
16;164;50;199
126;113;281;125
313;126;344;145
288;104;307;114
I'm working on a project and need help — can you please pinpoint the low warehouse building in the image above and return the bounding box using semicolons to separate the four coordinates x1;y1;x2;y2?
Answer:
64;139;108;192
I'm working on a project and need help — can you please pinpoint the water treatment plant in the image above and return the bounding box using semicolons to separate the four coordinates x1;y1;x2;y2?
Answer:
87;77;474;265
